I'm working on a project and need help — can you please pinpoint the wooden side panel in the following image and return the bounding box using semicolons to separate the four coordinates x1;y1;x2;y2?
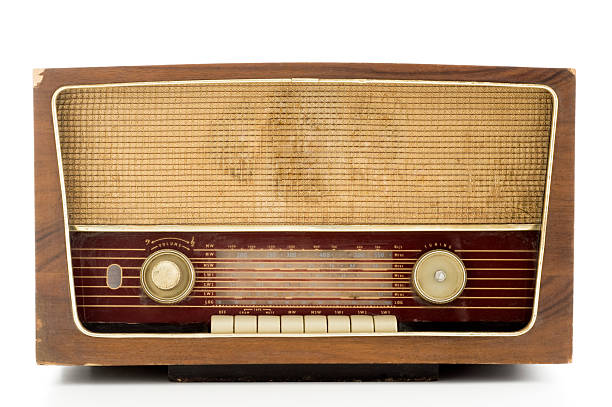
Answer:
35;64;574;365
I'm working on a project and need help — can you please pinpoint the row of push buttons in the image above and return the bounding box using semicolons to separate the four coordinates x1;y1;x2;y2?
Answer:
211;315;397;334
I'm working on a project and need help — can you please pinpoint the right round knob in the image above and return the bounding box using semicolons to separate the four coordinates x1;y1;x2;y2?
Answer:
412;249;466;304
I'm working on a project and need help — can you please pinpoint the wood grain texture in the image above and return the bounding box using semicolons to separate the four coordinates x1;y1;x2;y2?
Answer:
35;63;574;365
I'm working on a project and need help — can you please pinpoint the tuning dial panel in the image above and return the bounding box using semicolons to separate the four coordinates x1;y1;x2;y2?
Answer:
72;230;539;333
412;249;467;304
140;249;195;304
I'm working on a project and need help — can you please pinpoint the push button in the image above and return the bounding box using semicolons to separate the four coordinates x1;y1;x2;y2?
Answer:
304;315;327;333
210;315;234;334
234;315;257;333
373;315;398;333
258;315;281;333
350;315;374;333
327;315;350;333
281;315;304;333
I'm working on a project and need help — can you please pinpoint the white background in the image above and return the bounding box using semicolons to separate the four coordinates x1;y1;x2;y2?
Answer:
2;1;608;405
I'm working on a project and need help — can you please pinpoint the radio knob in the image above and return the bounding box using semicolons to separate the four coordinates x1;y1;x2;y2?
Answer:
412;249;466;304
151;260;182;290
140;250;195;304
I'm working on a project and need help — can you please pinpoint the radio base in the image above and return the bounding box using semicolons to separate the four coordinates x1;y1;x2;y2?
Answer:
167;364;439;382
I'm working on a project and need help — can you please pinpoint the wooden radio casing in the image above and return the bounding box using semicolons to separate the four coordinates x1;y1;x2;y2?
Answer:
34;63;574;366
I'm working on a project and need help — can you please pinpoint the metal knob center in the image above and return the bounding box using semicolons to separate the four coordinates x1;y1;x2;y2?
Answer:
434;269;447;282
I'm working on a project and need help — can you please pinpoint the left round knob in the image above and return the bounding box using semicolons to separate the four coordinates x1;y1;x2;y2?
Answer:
140;249;195;304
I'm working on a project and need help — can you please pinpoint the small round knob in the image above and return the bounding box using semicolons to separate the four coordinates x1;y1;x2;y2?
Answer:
412;249;466;304
140;250;195;304
151;260;182;290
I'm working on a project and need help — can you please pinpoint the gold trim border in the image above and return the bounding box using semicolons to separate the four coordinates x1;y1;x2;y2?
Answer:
51;78;558;339
70;224;541;232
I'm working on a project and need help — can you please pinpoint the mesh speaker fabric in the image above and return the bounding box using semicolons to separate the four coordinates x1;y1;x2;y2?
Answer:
55;81;553;226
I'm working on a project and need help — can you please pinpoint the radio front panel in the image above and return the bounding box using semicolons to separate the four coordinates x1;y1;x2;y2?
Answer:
70;230;539;334
52;78;556;337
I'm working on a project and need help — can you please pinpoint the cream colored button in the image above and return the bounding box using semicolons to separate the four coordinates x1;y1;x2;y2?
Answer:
281;315;304;333
234;315;257;333
304;315;327;333
258;315;281;333
350;315;374;333
281;315;304;334
327;315;350;333
373;315;398;333
210;315;234;334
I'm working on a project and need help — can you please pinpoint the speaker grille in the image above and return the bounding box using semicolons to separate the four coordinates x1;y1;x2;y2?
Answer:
55;81;553;226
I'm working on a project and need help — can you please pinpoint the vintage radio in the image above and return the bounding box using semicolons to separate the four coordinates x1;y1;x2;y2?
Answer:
34;63;574;381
